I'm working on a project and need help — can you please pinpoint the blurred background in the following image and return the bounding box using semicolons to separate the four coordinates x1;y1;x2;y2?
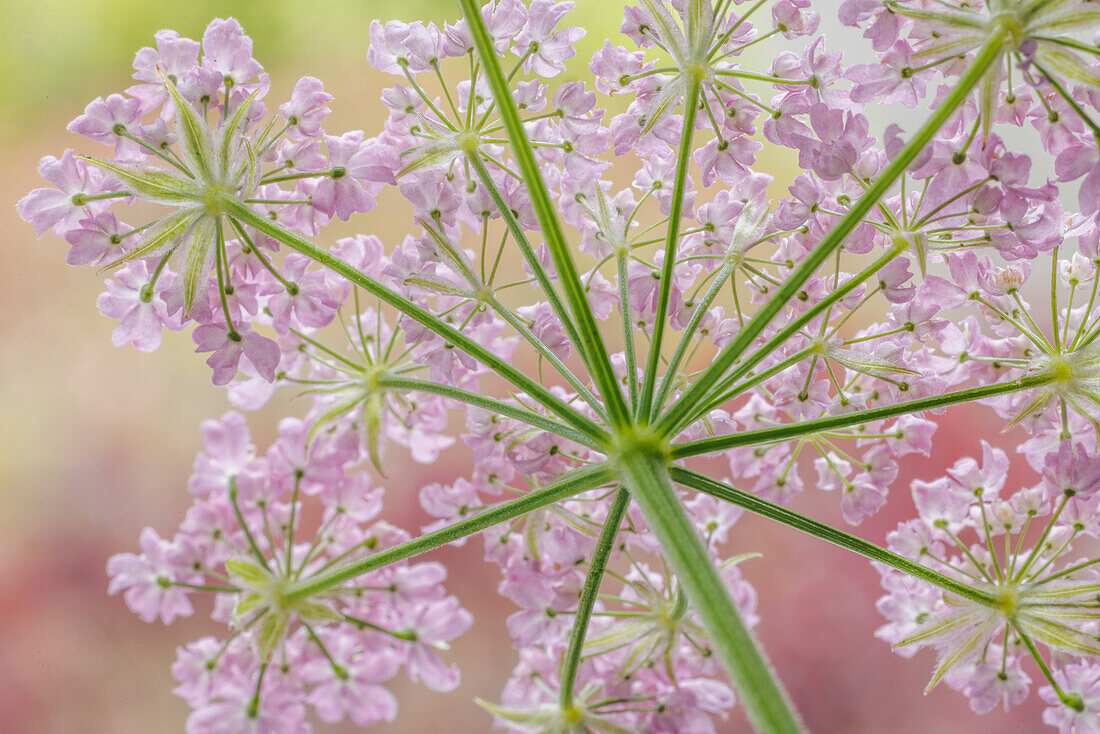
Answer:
1;1;1050;732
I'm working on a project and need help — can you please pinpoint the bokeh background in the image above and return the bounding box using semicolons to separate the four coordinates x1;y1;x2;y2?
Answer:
2;1;1052;731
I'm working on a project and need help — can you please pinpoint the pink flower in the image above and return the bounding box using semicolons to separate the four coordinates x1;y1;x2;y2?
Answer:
848;41;926;108
201;18;264;89
301;632;399;726
513;0;584;78
262;253;339;334
1057;144;1100;217
96;260;179;353
67;94;145;160
396;597;473;692
279;77;333;138
17;151;110;237
192;323;280;386
189;412;254;498
313;132;397;220
127;29;202;113
107;527;195;623
187;668;309;734
64;212;128;266
1041;662;1100;733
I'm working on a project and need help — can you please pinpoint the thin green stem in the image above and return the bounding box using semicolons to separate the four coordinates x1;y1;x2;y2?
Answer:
675;242;905;431
652;259;735;413
465;153;593;380
489;294;609;422
228;476;271;572
1018;628;1084;711
671;372;1055;459
639;78;700;422
672;468;998;605
617;246;639;411
219;197;606;447
559;488;631;709
283;464;614;602
375;374;600;450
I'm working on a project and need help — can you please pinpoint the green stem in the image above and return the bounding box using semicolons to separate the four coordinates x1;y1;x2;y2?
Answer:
653;258;737;413
616;448;805;734
671;468;997;605
228;476;271;572
671;372;1053;459
639;78;701;422
218;196;607;447
617;244;639;411
1017;628;1083;711
458;0;630;430
283;464;614;602
560;488;631;709
672;242;905;432
654;24;1012;436
489;293;609;422
375;374;600;450
466;152;600;407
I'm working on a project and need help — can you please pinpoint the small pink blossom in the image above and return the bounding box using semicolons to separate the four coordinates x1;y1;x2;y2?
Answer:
192;323;280;386
107;527;195;623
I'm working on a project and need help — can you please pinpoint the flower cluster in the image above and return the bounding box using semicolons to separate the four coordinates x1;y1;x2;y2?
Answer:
108;411;472;731
19;0;1100;732
482;491;756;732
878;441;1100;728
18;18;391;381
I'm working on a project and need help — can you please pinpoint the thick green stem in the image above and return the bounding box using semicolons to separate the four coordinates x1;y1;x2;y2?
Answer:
458;0;630;431
639;78;701;422
218;196;607;447
670;372;1054;459
654;24;1012;436
671;468;997;605
283;464;614;602
617;447;805;734
559;488;631;709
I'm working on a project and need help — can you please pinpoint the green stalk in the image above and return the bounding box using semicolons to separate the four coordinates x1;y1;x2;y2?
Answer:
654;24;1013;437
559;488;631;709
374;375;600;450
218;196;607;447
653;257;739;415
671;468;997;605
283;463;614;602
489;295;609;422
616;445;805;734
671;372;1054;459
617;241;639;411
458;0;631;431
638;78;701;422
467;152;606;418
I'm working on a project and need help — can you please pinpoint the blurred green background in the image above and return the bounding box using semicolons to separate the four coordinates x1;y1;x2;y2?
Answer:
2;1;1047;732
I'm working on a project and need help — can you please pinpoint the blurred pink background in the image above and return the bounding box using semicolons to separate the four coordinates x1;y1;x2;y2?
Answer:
2;1;1052;732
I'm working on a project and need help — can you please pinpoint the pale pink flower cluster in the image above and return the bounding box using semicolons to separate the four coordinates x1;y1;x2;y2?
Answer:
109;411;472;731
19;0;1100;731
